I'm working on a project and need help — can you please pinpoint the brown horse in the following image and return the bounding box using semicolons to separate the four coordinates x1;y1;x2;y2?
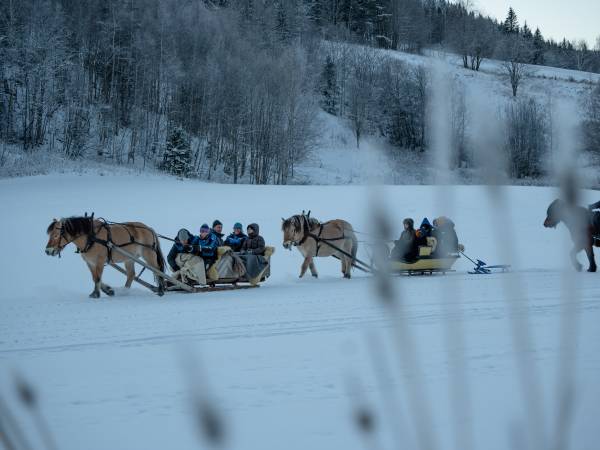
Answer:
544;199;598;272
282;213;358;279
46;216;166;297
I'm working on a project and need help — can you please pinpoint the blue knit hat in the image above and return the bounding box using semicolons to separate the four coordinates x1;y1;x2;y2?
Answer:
420;218;432;228
200;223;210;232
233;222;243;230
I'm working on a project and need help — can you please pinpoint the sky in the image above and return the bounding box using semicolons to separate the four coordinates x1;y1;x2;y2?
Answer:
474;0;600;47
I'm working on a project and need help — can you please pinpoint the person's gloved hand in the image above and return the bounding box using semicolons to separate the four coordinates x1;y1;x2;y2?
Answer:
191;244;201;255
183;244;193;253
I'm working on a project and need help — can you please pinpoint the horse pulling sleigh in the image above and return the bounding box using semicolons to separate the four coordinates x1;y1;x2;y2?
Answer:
281;211;471;278
45;215;273;298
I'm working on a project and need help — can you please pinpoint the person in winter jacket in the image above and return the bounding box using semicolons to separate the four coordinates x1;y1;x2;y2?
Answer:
198;223;220;264
432;216;459;256
168;228;200;272
240;223;266;256
415;217;433;246
224;222;247;252
211;220;224;246
391;218;419;262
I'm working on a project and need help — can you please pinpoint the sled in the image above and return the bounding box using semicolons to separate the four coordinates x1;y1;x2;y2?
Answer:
108;244;274;295
389;237;460;275
468;259;511;275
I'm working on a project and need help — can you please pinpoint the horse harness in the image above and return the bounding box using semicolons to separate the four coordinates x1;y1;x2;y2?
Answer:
75;217;159;264
296;215;345;257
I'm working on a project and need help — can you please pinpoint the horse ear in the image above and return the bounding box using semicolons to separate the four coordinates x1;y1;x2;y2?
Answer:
281;217;285;222
307;210;311;218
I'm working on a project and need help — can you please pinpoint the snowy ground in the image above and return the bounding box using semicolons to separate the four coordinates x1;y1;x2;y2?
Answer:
1;174;600;450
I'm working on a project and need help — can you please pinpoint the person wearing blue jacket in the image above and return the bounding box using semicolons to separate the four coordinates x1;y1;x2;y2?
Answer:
224;222;247;252
198;223;219;264
167;228;201;272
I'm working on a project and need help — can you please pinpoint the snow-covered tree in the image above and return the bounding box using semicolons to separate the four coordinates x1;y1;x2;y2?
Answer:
162;126;192;177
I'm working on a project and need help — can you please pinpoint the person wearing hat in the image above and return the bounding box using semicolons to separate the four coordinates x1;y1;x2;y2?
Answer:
391;218;419;262
211;220;224;246
415;217;433;247
224;222;248;252
198;223;219;265
167;228;200;272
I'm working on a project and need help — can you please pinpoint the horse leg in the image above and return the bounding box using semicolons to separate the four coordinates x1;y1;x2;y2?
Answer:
142;248;165;296
300;257;310;278
97;263;114;297
585;243;597;272
570;247;583;272
342;255;352;279
308;258;318;278
86;261;101;299
124;260;135;288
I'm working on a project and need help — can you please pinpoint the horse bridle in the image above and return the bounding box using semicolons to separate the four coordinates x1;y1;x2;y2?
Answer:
51;223;72;258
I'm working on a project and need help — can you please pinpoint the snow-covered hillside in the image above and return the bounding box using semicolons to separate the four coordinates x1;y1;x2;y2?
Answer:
1;174;599;450
305;46;600;186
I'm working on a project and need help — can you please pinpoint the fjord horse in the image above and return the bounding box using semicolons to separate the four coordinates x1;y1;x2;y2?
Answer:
544;199;598;272
282;213;358;279
46;216;166;297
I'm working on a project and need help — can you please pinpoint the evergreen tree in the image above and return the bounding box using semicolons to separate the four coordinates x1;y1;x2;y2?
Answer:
319;55;338;115
503;7;518;34
532;28;545;64
522;21;532;39
163;126;192;177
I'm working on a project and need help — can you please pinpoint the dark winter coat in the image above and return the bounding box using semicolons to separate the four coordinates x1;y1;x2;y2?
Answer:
212;230;225;246
432;218;459;257
241;223;266;256
391;228;419;262
167;231;201;271
224;232;248;252
198;232;220;263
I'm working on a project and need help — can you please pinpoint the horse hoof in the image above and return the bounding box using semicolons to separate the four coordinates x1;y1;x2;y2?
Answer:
312;273;318;278
575;264;583;272
89;291;100;299
588;267;597;273
101;286;115;296
344;274;351;279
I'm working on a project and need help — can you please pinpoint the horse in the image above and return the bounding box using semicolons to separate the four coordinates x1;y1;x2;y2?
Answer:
282;212;358;279
544;199;598;272
45;215;166;297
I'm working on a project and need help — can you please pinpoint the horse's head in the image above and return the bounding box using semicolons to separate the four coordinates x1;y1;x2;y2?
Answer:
45;218;65;256
45;216;93;256
544;199;563;228
281;215;303;250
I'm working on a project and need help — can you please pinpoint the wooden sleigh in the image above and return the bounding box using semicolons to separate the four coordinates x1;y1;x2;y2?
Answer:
389;237;461;275
107;243;274;294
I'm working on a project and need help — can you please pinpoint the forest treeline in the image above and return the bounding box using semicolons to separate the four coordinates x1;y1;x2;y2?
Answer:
1;0;599;182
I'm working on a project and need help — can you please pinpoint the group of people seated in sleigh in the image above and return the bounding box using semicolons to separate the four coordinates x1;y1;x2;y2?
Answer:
167;220;271;287
390;216;461;263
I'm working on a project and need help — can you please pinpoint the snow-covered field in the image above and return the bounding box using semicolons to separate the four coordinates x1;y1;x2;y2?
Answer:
1;174;600;450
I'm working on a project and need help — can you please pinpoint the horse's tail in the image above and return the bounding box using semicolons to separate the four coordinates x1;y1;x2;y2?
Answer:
151;228;166;274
